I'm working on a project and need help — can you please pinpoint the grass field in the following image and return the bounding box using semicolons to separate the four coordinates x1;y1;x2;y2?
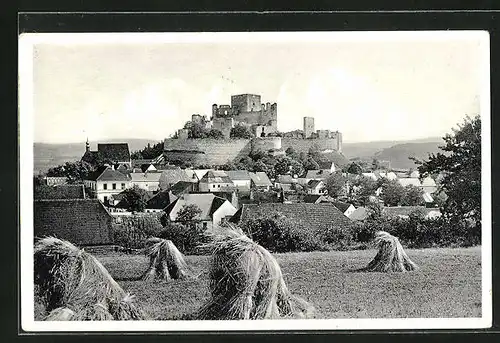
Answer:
35;246;482;320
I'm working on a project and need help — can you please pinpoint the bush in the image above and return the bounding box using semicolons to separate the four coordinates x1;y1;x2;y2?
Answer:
112;214;164;250
240;211;327;252
320;224;356;251
158;221;211;255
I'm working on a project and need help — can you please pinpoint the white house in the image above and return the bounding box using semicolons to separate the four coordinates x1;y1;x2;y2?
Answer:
129;171;162;192
84;166;131;204
198;170;235;193
331;201;356;217
306;180;327;195
164;193;237;231
226;170;252;192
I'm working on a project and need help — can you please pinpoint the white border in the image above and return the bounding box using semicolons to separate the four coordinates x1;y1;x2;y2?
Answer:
19;31;492;332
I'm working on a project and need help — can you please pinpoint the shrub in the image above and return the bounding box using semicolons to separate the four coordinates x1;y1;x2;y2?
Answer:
240;211;327;252
112;214;164;250
158;221;211;255
320;224;355;251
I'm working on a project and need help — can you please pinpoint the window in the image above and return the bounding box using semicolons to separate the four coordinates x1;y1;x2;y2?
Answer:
103;196;108;203
121;183;125;189
103;183;107;190
218;185;220;188
212;184;215;188
112;183;116;190
203;222;208;229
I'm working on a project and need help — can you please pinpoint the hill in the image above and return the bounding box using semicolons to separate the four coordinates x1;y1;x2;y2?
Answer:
342;137;443;160
373;141;443;170
34;139;160;174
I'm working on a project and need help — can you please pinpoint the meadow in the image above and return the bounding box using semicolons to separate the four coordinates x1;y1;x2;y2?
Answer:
35;246;481;320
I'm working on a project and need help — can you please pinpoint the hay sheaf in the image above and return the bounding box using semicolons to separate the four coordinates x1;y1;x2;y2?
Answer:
364;231;419;272
196;226;314;320
34;237;145;321
142;237;194;281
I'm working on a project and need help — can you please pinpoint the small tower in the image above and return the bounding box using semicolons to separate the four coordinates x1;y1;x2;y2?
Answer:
85;138;90;152
303;117;315;138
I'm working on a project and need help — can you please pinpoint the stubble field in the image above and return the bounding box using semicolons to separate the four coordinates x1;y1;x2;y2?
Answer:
36;246;480;320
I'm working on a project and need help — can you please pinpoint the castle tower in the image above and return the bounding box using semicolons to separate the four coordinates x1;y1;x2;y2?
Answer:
303;117;315;138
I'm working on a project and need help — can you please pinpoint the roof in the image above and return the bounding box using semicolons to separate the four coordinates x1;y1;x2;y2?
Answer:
232;203;352;232
348;207;369;221
191;169;213;180
81;150;99;164
277;174;295;184
383;206;440;217
154;164;181;171
375;171;397;180
249;172;273;187
165;193;231;221
361;172;378;181
331;201;352;213
34;199;113;245
200;170;234;184
97;143;131;162
398;178;421;187
146;189;178;210
423;192;434;203
305;169;332;179
94;167;130;182
302;194;333;204
307;180;324;188
226;170;251;181
169;181;197;196
317;161;334;170
129;171;162;183
34;185;86;200
421;177;437;187
159;169;195;190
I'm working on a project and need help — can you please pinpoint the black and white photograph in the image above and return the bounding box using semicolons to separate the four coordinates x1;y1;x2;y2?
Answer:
19;30;491;331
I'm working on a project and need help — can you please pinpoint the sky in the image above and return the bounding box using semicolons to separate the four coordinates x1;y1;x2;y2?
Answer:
30;32;486;143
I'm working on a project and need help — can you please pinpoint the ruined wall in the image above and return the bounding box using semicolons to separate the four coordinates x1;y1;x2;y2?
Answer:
163;138;251;166
212;117;234;139
281;138;340;154
251;137;282;152
231;94;262;112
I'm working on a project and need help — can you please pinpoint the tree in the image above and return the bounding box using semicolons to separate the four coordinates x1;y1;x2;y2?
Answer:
176;204;202;223
380;179;406;206
273;156;303;177
46;161;91;184
308;144;321;160
402;185;425;206
230;124;254;139
122;185;149;212
346;162;363;175
325;172;347;198
285;146;299;159
131;142;164;160
206;129;225;139
303;157;320;171
348;175;378;206
415;115;481;230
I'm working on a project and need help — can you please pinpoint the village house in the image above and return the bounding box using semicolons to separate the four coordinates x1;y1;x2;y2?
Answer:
383;206;442;219
331;201;356;217
164;193;237;231
306;180;327;195
34;199;114;246
249;171;273;191
129;171;162;192
230;202;353;232
145;189;178;213
84;166;131;204
305;169;333;182
198;170;235;193
82;141;132;169
225;170;252;193
158;169;196;191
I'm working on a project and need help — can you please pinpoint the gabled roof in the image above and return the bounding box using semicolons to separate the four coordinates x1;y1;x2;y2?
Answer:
170;181;197;196
146;189;178;210
276;174;295;184
159;169;194;189
81;150;99;165
232;203;352;232
90;167;130;182
302;194;324;203
249;172;273;187
398;178;421;187
97;143;131;162
383;206;440;217
129;171;162;182
331;201;352;213
34;199;113;245
225;170;251;181
423;192;434;203
165;193;231;221
348;207;369;221
305;169;332;179
191;169;213;180
307;179;323;188
200;170;233;184
34;184;86;200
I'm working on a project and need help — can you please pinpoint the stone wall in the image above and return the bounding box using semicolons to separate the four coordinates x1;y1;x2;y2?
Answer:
281;138;340;154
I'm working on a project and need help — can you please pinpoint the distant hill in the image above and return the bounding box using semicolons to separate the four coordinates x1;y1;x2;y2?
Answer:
373;141;444;170
342;137;443;160
34;139;161;174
